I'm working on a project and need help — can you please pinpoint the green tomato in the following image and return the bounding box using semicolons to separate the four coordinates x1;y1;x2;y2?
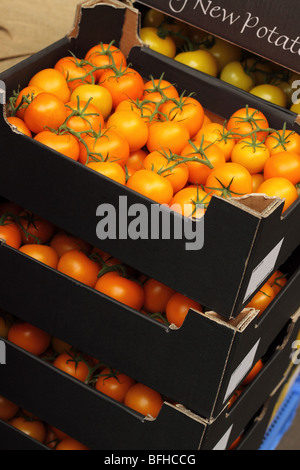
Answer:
140;27;177;59
249;84;287;108
220;61;255;91
174;50;218;77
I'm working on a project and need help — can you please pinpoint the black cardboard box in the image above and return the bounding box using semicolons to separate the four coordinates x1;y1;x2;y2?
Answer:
0;310;298;450
135;0;300;74
0;0;299;321
0;241;299;420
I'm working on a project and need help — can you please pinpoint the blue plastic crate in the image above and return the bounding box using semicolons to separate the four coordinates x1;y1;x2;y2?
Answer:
260;376;300;450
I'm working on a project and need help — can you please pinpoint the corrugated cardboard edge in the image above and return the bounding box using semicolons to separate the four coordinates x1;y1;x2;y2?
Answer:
67;0;143;56
223;194;283;219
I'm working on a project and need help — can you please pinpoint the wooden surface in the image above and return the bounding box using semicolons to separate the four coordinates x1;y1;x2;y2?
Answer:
0;0;81;73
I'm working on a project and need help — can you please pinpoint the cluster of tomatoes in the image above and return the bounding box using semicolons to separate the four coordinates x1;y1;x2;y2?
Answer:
140;8;300;111
0;199;289;328
0;357;89;450
6;41;300;216
0;310;164;426
0;306;269;451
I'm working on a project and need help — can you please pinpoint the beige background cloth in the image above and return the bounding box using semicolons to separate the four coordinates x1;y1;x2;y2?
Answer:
0;0;80;73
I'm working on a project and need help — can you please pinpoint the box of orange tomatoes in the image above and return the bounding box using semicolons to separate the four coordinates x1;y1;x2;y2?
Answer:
134;0;300;76
0;309;299;450
0;0;299;323
0;220;299;421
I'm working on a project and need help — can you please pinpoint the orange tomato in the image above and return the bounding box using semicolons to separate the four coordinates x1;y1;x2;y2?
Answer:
8;322;51;356
263;151;300;185
242;360;264;386
147;121;190;155
28;68;71;104
142;78;179;104
170;186;212;219
65;100;104;135
7;117;32;137
205;162;253;198
19;245;59;269
53;351;90;383
54;56;97;91
124;383;163;418
251;174;265;192
166;292;203;327
127;169;174;205
56;438;90;450
246;282;276;317
227;107;269;142
0;395;19;421
231;137;270;174
143;278;176;314
100;67;144;109
107;111;149;152
34;131;80;161
143;150;189;193
57;249;100;288
0;221;22;249
14;86;44;120
265;129;300;155
24;93;67;135
95;367;135;402
257;177;298;213
85;43;127;81
87;161;126;185
160;96;204;138
10;417;47;444
181;140;226;185
95;272;145;311
194;122;235;161
19;210;55;245
79;129;130;166
50;232;91;258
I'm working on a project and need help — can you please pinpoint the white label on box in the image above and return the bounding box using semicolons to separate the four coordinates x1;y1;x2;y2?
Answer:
243;238;285;303
213;425;233;451
223;339;261;404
